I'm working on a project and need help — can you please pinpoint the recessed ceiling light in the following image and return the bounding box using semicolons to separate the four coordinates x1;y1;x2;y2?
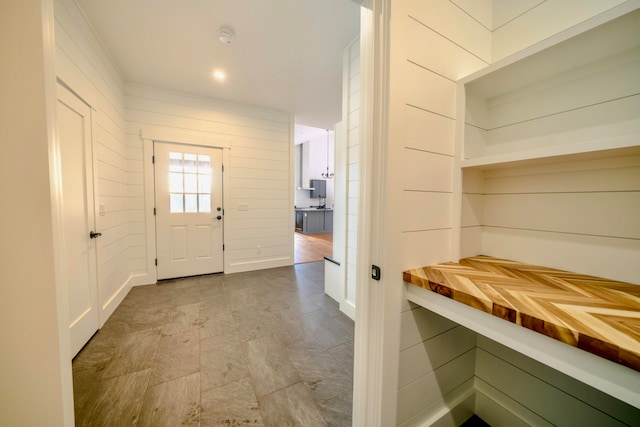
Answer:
213;70;225;80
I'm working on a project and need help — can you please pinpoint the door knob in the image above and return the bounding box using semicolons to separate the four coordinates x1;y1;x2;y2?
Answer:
216;215;222;220
89;231;102;239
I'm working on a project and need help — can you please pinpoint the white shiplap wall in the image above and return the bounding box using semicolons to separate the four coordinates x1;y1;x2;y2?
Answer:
395;0;639;425
475;337;640;426
54;0;131;323
344;38;361;316
392;0;489;425
124;85;293;276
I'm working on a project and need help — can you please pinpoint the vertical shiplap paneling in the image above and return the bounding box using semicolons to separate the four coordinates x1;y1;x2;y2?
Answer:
345;38;360;309
54;0;131;323
124;85;293;275
394;0;490;424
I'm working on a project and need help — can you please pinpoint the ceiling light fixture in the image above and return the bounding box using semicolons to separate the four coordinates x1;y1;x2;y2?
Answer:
213;70;225;80
321;129;334;179
218;27;234;45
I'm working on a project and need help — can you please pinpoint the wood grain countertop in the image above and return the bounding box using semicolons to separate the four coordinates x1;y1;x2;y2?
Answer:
403;256;640;372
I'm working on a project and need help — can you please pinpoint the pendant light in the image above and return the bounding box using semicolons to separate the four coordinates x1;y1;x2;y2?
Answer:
321;129;334;179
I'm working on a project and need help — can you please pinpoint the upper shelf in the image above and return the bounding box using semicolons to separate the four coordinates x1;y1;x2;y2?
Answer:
458;4;640;168
460;4;640;94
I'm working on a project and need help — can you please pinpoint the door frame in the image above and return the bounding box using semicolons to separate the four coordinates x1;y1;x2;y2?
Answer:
140;129;231;283
352;1;399;426
153;141;225;279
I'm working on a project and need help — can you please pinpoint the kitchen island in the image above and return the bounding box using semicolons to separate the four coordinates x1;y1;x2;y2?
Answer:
294;208;333;234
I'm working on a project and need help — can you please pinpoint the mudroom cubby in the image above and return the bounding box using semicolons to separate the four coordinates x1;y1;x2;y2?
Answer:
455;7;640;285
403;5;640;425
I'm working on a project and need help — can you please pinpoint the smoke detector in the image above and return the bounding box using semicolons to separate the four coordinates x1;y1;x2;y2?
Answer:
218;27;234;45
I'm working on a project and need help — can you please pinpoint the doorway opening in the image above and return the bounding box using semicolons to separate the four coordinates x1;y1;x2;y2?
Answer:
294;125;335;264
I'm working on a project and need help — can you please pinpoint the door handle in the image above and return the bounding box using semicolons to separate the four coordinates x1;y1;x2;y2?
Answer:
89;231;102;239
216;215;222;220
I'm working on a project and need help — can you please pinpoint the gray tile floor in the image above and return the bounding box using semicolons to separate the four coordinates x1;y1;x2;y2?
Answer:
72;262;354;426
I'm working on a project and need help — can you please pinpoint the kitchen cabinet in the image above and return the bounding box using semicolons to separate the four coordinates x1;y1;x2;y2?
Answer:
295;209;333;234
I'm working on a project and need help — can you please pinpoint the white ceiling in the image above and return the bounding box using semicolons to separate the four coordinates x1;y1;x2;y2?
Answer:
76;0;361;129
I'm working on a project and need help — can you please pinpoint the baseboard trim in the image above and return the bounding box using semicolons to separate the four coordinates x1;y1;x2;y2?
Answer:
400;379;475;427
129;272;156;287
474;379;548;427
99;274;133;327
340;300;356;321
226;256;293;274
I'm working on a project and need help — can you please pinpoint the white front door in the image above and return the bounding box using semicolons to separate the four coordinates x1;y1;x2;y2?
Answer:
155;142;224;279
56;83;99;357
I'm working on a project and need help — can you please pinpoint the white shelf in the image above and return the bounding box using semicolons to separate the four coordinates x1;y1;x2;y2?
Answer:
459;5;640;165
460;2;640;93
406;284;640;410
460;136;640;170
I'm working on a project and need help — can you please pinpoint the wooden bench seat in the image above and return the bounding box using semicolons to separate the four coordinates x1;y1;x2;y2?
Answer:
403;255;640;371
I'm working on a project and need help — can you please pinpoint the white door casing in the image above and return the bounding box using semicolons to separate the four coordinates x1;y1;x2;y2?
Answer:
154;142;224;279
56;83;99;358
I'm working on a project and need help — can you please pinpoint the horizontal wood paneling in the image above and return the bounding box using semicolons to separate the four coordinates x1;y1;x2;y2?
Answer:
402;229;452;271
481;226;640;284
404;106;456;157
55;0;132;322
463;156;640;284
397;350;476;426
483;192;640;239
476;340;639;425
399;307;458;351
492;0;628;61
402;192;452;232
398;326;476;388
403;150;454;192
125;85;293;275
478;336;640;424
404;63;457;119
404;17;489;81
406;0;492;62
392;8;487;425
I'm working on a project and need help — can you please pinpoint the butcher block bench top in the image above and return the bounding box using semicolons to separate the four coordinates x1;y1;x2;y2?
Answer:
403;255;640;372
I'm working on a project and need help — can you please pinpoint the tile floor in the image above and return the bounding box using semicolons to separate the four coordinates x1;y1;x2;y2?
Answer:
72;261;354;426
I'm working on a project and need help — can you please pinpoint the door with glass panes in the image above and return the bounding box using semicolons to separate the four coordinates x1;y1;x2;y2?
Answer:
154;142;223;279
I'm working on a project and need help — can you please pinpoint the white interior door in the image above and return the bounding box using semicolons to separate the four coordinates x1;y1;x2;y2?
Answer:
155;142;224;279
56;83;99;358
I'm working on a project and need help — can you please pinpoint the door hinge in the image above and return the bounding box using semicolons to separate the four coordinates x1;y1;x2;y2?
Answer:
153;207;156;215
223;244;225;251
222;164;224;172
152;155;155;164
155;258;157;266
371;265;381;281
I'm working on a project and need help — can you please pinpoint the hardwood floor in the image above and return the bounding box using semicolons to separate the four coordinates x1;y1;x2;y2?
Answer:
294;232;333;264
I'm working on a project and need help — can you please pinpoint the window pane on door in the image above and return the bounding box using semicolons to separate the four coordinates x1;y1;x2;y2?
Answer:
169;152;183;172
170;194;184;213
199;194;211;213
184;173;197;193
185;194;198;213
170;173;183;192
167;151;214;214
198;174;211;193
184;153;197;173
